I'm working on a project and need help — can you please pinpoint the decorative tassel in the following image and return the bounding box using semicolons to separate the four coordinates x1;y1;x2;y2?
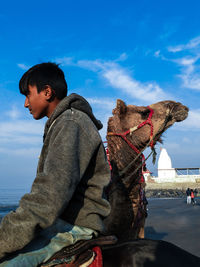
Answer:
152;147;157;165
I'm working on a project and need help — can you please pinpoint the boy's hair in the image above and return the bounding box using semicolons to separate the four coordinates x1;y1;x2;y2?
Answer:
19;62;68;100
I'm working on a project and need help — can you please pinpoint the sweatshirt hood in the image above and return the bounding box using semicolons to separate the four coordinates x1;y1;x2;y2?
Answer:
45;93;103;135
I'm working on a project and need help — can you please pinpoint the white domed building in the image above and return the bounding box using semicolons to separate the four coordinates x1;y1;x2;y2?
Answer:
157;148;176;182
149;148;200;183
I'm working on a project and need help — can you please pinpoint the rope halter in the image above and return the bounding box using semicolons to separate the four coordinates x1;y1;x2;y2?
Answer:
106;106;155;170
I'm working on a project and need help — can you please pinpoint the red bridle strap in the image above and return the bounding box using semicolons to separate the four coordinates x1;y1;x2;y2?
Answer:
129;106;154;148
106;106;155;174
107;131;146;164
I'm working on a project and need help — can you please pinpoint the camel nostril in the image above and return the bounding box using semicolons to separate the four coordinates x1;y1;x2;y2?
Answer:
185;106;189;112
174;105;189;122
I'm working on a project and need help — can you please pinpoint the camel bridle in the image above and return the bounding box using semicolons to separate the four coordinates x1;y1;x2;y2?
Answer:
106;105;172;192
106;106;154;171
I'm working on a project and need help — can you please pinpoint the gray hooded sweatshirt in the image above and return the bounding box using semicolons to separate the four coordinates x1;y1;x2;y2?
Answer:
0;94;111;259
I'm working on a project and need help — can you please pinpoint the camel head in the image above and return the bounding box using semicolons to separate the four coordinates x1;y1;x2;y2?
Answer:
107;99;188;170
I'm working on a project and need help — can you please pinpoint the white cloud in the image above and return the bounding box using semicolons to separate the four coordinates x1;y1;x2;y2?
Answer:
177;109;200;130
115;53;128;62
58;57;170;103
102;67;169;102
159;36;200;90
55;57;74;66
0;119;44;156
0;147;41;156
174;56;199;66
0;120;44;136
154;50;161;57
85;97;115;140
86;97;115;111
187;36;200;49
168;36;200;53
76;59;103;72
17;63;31;70
174;55;200;90
180;72;200;90
0;135;42;145
5;106;21;119
168;46;183;53
98;111;112;140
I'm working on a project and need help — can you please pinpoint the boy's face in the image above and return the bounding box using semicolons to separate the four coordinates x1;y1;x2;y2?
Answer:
24;85;49;120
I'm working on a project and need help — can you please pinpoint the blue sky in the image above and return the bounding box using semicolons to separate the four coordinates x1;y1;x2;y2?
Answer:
0;0;200;190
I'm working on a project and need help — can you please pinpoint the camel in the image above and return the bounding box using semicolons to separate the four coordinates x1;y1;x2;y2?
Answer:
104;99;189;241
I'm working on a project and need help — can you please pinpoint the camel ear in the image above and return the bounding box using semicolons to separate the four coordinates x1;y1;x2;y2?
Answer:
113;99;127;115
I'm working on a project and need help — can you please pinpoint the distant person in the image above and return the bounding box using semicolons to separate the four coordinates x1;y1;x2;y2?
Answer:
191;189;195;205
194;188;198;197
194;188;198;204
186;188;191;204
0;63;111;266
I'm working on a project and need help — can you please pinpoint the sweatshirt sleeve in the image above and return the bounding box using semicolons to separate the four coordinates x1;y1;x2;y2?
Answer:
0;119;96;258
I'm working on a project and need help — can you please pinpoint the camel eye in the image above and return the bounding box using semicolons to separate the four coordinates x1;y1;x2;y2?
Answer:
139;110;150;120
167;114;173;121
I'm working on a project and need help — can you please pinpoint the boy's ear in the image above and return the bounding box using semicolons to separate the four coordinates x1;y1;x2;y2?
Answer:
44;85;55;101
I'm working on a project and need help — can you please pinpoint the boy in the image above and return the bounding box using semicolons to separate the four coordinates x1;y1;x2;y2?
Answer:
0;63;111;266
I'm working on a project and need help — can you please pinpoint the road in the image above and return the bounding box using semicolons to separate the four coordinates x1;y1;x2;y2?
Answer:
145;198;200;257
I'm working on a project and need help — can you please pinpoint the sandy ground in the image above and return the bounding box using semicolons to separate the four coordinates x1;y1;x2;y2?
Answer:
145;197;200;257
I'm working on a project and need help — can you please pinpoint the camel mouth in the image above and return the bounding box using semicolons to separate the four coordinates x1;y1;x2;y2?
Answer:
173;104;189;122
